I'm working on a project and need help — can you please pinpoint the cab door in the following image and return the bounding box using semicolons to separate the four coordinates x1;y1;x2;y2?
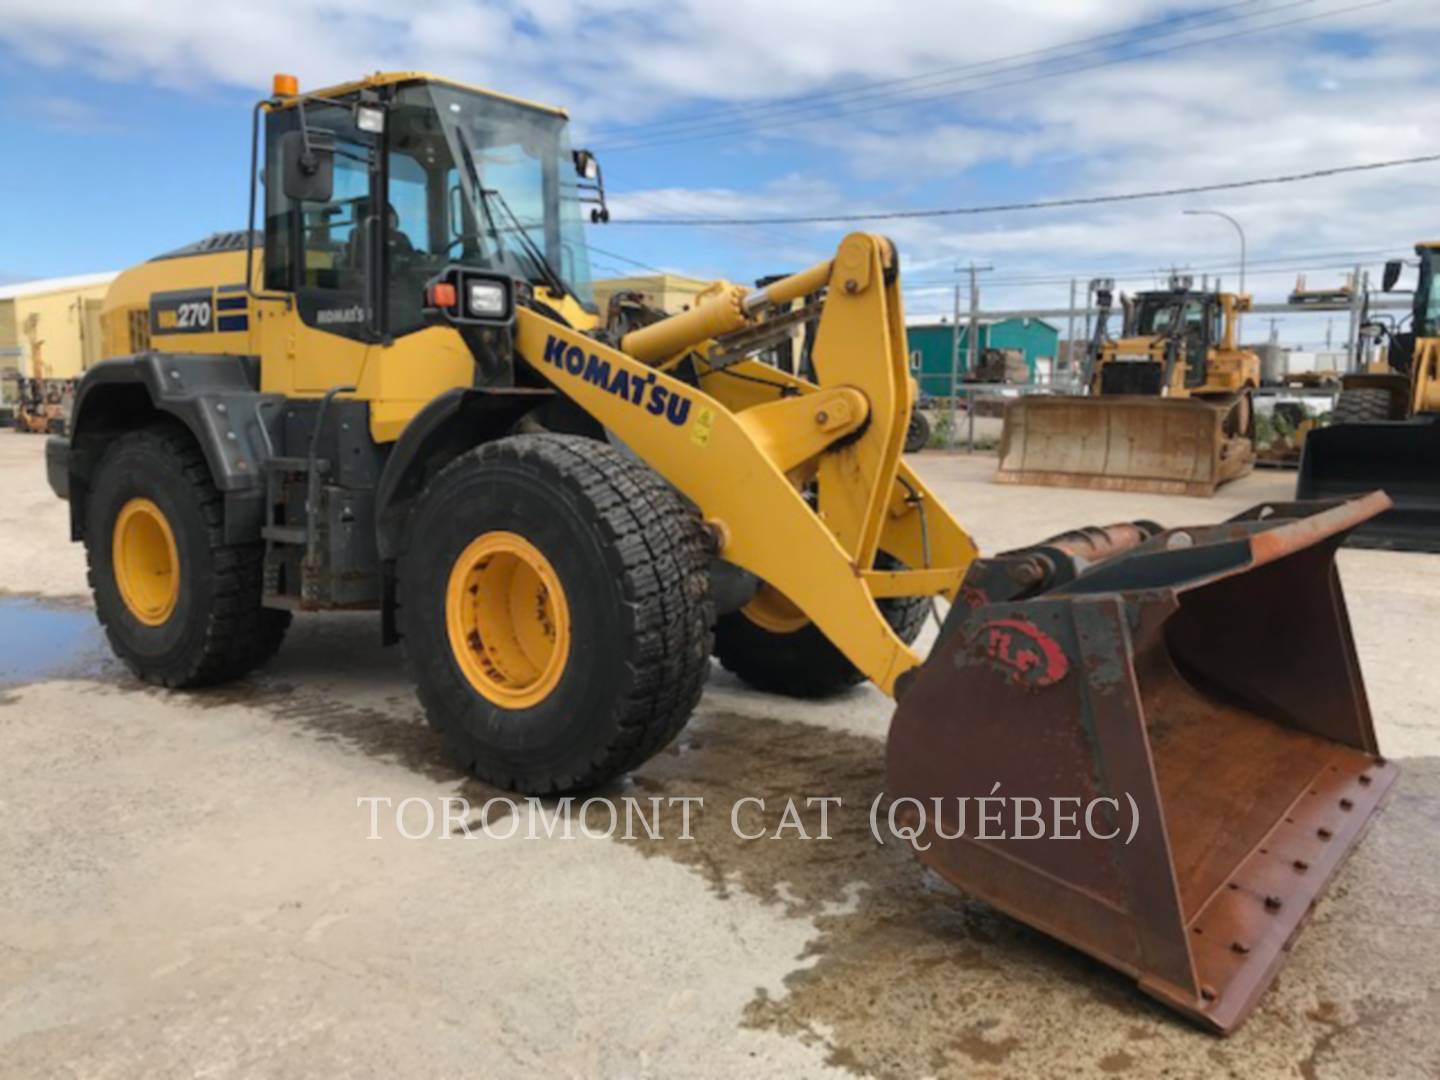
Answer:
258;102;381;397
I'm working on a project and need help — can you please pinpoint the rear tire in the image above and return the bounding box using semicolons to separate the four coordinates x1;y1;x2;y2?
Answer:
1332;388;1394;424
905;410;931;453
85;426;290;688
714;556;928;699
396;435;714;795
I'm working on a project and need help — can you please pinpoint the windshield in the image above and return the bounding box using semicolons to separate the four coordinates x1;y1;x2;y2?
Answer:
395;82;594;307
1135;297;1181;335
1133;295;1217;342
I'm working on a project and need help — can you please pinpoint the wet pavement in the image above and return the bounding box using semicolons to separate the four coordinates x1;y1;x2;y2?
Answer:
0;596;111;687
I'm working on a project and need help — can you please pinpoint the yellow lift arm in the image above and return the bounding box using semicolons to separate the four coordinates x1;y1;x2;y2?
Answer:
513;233;977;695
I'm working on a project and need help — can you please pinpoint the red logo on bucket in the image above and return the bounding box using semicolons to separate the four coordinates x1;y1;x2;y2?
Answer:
976;618;1069;687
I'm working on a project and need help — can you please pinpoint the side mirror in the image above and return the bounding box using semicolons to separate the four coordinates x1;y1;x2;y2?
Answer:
1383;259;1404;292
280;129;335;204
572;148;610;223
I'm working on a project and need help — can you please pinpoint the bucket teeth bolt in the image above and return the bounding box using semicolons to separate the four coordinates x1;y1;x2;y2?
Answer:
1293;860;1309;871
1264;895;1283;911
1358;774;1373;786
1200;985;1218;1002
1231;942;1250;955
1317;827;1333;839
1340;798;1355;810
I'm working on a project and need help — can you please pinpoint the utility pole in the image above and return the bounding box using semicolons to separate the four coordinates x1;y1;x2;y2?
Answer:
948;283;962;447
963;262;993;451
1345;263;1365;372
1065;279;1077;388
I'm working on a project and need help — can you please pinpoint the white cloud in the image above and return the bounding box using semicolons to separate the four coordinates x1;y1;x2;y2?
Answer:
3;0;1437;347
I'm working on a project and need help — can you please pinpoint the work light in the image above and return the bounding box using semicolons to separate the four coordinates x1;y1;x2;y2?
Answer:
468;280;509;319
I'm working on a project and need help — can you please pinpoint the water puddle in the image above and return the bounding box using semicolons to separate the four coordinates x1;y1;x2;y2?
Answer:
0;596;111;686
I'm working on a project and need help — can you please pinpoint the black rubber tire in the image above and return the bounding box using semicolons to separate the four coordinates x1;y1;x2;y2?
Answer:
1332;388;1394;424
714;557;929;699
396;434;714;795
85;426;291;688
905;410;932;453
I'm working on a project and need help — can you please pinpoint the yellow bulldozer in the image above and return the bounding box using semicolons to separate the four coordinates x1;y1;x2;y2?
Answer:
998;279;1259;495
1298;241;1440;550
47;71;1393;1033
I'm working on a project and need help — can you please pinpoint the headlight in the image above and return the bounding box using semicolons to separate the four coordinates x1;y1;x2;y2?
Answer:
427;268;514;326
468;281;508;318
355;105;385;134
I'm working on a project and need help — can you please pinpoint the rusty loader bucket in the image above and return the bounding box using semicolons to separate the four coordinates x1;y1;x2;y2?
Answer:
998;395;1255;497
886;492;1396;1033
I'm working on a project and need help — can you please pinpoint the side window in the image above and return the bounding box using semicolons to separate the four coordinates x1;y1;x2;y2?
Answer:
262;105;376;341
300;143;371;293
386;151;439;336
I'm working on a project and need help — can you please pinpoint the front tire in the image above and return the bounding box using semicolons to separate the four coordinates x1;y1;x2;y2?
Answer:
85;426;290;687
397;435;714;795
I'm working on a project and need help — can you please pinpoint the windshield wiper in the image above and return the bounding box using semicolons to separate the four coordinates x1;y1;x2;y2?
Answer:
454;126;575;303
483;185;574;303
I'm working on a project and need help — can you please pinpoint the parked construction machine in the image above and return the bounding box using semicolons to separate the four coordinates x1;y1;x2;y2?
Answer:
12;376;71;434
47;72;1394;1033
1298;241;1440;549
998;279;1259;495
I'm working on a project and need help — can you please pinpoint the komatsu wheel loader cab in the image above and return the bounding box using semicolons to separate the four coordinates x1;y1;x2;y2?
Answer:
1298;241;1440;549
997;280;1259;496
47;71;1395;1033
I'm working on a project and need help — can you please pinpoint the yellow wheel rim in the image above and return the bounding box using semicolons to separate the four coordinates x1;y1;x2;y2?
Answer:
113;497;180;626
741;583;809;635
445;531;571;708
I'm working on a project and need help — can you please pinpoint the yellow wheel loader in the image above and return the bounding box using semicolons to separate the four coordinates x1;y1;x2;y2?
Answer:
998;280;1259;495
1298;241;1440;550
48;72;1394;1033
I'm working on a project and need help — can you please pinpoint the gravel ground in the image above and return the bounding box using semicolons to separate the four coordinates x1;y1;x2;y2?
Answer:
1;428;1437;1079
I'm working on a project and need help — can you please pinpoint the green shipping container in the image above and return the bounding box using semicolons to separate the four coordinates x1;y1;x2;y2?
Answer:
905;318;1059;396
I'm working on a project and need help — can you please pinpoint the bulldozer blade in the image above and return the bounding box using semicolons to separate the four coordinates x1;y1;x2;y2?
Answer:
886;492;1395;1034
1298;415;1440;551
997;395;1254;497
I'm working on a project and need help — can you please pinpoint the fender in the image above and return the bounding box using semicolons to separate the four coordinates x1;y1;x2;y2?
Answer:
373;386;556;562
59;352;283;544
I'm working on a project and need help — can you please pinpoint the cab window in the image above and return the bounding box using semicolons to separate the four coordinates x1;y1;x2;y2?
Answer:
263;104;378;342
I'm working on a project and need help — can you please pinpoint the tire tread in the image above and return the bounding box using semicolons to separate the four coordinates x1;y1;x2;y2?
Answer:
397;434;713;794
86;426;290;688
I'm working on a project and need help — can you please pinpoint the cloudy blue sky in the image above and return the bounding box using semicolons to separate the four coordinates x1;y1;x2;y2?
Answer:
1;0;1437;345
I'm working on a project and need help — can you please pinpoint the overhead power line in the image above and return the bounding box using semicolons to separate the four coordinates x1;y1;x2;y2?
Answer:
589;0;1275;143
597;0;1386;152
609;153;1440;227
585;241;714;284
